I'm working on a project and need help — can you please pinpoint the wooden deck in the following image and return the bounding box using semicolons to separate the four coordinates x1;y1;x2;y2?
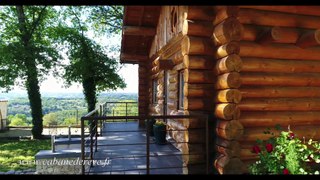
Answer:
88;122;184;174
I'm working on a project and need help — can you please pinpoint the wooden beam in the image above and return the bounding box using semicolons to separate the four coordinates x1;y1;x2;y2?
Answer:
239;98;320;111
296;29;320;48
241;57;320;73
239;41;320;61
212;18;243;46
240;87;320;98
238;8;320;29
239;6;320;17
241;72;320;87
213;6;239;26
122;26;156;36
158;59;174;70
120;53;148;63
216;120;244;140
239;111;320;127
214;155;244;174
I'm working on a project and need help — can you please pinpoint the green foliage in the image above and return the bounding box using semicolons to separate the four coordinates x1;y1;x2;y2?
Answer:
249;127;320;175
43;112;58;126
53;7;126;112
86;6;123;35
0;139;50;171
0;6;62;139
63;117;77;125
9;117;27;126
8;114;29;126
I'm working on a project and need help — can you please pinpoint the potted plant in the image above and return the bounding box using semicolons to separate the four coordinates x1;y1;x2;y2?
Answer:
145;118;156;136
153;120;167;145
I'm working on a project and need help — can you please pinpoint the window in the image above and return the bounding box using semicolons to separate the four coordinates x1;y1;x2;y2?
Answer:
178;70;184;109
152;79;158;104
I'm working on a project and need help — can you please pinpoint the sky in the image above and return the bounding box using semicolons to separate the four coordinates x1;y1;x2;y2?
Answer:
32;64;138;93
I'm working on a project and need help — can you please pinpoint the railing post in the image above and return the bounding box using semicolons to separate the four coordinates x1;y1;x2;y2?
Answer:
206;115;209;174
90;120;93;167
51;135;55;153
95;119;98;152
68;125;71;141
100;104;103;136
81;118;85;175
146;118;150;175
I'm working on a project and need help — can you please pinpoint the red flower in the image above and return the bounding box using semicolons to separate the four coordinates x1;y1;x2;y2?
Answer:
266;143;273;153
283;168;289;174
252;145;261;154
288;132;295;140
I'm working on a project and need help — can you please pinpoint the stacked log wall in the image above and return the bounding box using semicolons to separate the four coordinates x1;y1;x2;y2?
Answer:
210;6;245;174
148;6;215;174
236;6;320;172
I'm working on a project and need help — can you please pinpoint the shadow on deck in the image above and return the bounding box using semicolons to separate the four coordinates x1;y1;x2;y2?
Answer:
88;121;184;174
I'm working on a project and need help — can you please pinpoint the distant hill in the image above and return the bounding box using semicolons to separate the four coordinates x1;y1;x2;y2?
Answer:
0;91;138;100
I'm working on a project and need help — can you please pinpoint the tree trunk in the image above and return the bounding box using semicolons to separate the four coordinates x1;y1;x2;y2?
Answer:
27;63;44;139
16;6;44;139
83;77;97;112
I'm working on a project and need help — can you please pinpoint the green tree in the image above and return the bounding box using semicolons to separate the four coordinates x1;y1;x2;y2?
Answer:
63;117;76;126
0;6;61;138
9;116;27;126
87;6;123;35
43;113;58;126
55;7;125;112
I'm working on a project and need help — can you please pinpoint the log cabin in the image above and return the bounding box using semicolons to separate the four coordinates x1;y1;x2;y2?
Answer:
120;6;320;174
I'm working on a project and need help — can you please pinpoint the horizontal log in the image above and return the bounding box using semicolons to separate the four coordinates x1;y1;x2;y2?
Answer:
216;144;240;157
240;148;258;161
120;53;149;63
215;72;241;89
212;18;243;46
215;89;242;103
241;57;320;73
216;41;240;59
159;59;174;70
239;41;320;61
213;6;239;26
187;6;214;21
242;25;300;44
239;6;320;17
184;69;215;83
122;26;156;36
214;155;244;174
216;120;244;140
240;87;320;98
241;72;320;86
182;36;215;56
296;29;320;48
256;26;287;45
215;137;240;151
238;8;320;29
215;103;240;120
184;97;213;111
182;20;213;37
214;54;242;75
239;98;320;111
184;83;215;97
183;55;214;70
239;111;320;127
240;125;320;142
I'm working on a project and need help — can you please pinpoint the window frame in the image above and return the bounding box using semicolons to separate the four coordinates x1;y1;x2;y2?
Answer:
152;79;158;104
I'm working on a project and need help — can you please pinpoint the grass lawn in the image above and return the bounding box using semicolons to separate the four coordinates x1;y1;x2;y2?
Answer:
0;139;50;172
